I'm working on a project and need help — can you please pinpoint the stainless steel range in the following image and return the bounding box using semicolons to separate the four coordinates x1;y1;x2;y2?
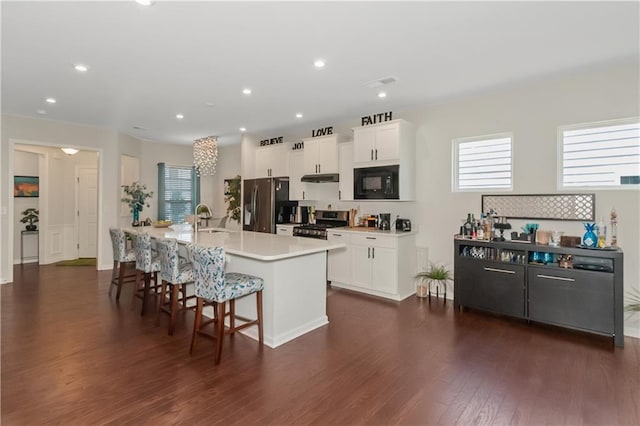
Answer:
293;210;349;240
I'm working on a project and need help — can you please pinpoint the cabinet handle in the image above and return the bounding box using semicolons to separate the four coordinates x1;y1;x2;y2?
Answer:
332;233;342;237
302;191;305;200
366;236;376;240
372;247;375;258
537;274;575;282
371;149;374;161
318;164;321;173
368;247;371;258
339;190;341;200
375;149;378;160
483;267;516;274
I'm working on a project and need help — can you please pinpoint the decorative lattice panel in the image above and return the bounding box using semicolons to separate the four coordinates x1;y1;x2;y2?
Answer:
481;194;595;221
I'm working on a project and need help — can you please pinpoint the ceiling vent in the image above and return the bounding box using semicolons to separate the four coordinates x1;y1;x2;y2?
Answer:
365;75;399;88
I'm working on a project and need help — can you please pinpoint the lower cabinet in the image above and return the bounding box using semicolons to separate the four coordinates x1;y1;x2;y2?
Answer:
329;231;416;301
458;259;525;318
453;239;623;347
528;266;614;334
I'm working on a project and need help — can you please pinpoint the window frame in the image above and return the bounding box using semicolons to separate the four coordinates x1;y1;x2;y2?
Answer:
452;132;514;193
557;117;640;191
157;162;200;223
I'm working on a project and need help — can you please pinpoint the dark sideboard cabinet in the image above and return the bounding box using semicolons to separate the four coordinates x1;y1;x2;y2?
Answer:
453;238;624;347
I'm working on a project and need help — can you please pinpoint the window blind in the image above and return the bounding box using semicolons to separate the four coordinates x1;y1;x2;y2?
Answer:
562;121;640;187
455;136;512;191
157;163;200;222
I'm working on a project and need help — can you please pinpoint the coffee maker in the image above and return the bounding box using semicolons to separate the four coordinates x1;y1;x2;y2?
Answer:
378;213;391;230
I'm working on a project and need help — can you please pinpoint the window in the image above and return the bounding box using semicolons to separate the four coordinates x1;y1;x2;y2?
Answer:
157;163;200;222
453;134;513;191
560;118;640;188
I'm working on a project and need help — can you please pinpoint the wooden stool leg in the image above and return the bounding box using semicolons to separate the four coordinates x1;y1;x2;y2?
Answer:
214;301;226;365
116;261;127;301
257;290;264;345
190;297;203;355
229;299;235;335
132;269;142;310
181;284;188;309
156;280;168;326
169;284;179;336
109;260;118;296
141;272;151;316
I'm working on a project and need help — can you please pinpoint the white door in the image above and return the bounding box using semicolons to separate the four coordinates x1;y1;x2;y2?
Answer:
77;167;98;258
373;123;400;162
353;127;377;163
349;245;372;288
371;246;398;294
318;136;338;174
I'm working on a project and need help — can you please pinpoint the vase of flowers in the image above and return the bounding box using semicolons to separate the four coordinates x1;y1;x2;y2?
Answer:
121;182;153;226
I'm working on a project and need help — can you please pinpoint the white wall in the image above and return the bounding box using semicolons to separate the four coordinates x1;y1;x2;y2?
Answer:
211;144;242;229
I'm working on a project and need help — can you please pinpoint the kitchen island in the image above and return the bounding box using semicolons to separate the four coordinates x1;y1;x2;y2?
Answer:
125;227;346;348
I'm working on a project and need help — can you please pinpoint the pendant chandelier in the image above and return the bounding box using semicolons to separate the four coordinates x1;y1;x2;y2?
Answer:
193;136;218;176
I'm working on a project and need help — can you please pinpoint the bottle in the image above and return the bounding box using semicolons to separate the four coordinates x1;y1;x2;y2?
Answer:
610;208;617;247
464;214;473;237
597;217;606;248
477;215;485;240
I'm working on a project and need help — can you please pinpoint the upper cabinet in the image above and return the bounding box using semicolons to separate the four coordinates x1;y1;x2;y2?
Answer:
338;142;354;201
302;135;339;175
255;144;290;178
352;119;413;166
288;150;306;201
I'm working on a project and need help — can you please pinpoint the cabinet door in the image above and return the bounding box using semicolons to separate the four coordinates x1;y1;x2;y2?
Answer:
289;151;305;200
270;145;289;177
303;140;320;175
353;127;376;163
338;143;353;200
327;232;350;283
254;147;272;178
371;246;397;294
528;267;614;334
458;259;525;318
318;137;338;174
350;245;372;288
374;122;401;161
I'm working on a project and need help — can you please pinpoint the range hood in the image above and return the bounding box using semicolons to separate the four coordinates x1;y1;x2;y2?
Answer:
300;173;340;183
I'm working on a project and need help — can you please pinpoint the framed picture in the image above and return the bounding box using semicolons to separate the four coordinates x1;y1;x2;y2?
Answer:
14;176;39;197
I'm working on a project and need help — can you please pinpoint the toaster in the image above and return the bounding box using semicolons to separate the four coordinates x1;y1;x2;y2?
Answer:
396;218;411;232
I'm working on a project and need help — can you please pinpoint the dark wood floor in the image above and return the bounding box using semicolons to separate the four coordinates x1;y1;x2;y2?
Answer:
2;264;639;425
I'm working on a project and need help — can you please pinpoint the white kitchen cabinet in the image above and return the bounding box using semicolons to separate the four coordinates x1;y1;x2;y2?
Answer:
288;150;306;200
327;231;350;284
330;230;416;301
352;119;412;165
276;224;295;236
338;142;353;201
255;144;289;178
302;135;339;175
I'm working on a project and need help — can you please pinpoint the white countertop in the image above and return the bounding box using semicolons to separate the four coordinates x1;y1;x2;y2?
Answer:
329;226;417;237
124;227;345;261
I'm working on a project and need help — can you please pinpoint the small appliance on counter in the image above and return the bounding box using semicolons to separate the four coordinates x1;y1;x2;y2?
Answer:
395;218;411;232
378;213;391;230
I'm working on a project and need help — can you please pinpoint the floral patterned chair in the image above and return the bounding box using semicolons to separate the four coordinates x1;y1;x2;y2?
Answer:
126;230;161;315
108;227;137;301
186;243;264;365
155;237;195;335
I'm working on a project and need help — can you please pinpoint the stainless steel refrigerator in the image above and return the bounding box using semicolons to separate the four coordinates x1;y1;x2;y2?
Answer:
243;177;297;233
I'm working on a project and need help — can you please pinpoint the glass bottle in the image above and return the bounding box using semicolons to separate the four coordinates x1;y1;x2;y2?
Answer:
464;213;473;237
610;208;617;247
597;217;606;248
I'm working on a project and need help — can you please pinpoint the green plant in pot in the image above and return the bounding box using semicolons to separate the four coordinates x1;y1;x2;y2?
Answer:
415;263;452;300
21;208;39;231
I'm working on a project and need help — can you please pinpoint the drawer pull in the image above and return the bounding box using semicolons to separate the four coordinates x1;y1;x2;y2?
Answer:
537;274;575;282
332;233;342;237
366;236;376;240
484;267;516;274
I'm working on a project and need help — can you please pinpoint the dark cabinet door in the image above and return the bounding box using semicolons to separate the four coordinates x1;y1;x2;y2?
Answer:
528;267;614;334
458;259;525;318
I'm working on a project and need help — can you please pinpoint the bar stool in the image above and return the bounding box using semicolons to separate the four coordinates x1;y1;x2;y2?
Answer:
186;243;264;365
127;231;161;315
155;237;195;335
108;227;137;300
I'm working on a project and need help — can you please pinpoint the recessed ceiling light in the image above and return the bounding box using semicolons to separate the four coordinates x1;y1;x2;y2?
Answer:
36;109;47;115
45;97;57;104
242;88;252;95
74;64;88;72
240;127;247;132
135;0;155;6
377;92;387;98
295;113;303;119
204;102;215;107
61;148;79;155
176;114;184;120
314;59;325;68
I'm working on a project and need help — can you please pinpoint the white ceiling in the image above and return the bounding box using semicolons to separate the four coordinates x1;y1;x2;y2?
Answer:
2;1;638;146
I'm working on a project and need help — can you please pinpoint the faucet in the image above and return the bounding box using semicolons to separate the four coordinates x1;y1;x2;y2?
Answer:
193;203;211;234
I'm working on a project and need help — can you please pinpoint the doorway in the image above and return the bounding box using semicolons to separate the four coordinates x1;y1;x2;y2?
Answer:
77;167;98;258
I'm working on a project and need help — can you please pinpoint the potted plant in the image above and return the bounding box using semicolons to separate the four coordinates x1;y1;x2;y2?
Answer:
121;181;153;226
21;208;39;231
415;263;452;300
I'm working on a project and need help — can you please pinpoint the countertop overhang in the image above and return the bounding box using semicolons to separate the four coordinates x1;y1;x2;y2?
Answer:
123;227;346;261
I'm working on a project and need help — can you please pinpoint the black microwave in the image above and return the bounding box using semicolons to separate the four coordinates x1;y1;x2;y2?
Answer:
354;165;399;200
